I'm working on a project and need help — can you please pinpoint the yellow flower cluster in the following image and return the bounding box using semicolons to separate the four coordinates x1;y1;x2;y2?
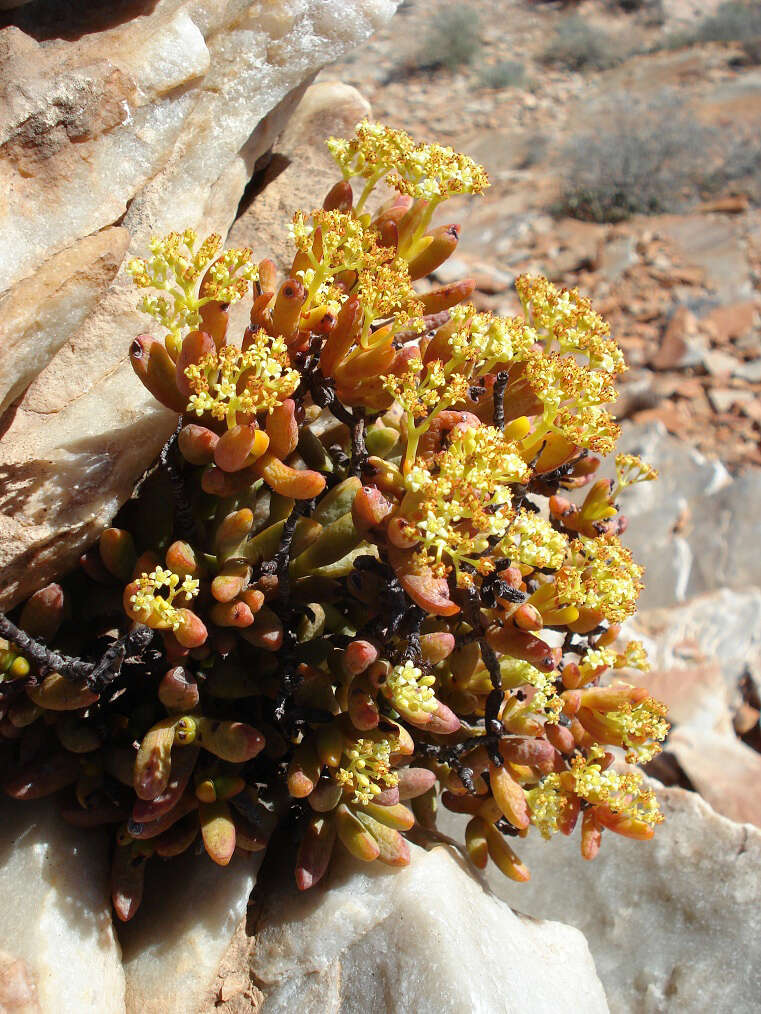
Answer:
567;535;645;623
499;657;563;719
515;274;625;375
448;305;538;378
616;640;651;672
525;775;570;839
614;453;659;493
290;209;422;334
127;230;256;338
184;332;299;429
592;693;670;763
402;426;529;580
498;511;569;571
328;120;413;183
355;257;424;331
385;660;438;716
129;566;199;632
552;405;621;457
336;736;398;805
327;120;490;204
578;646;619;681
290;209;375;271
382;358;471;423
571;745;663;827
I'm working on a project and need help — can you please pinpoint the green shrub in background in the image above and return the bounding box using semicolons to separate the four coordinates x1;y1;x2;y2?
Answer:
556;92;712;222
541;14;629;72
692;1;761;42
415;6;482;71
477;59;527;89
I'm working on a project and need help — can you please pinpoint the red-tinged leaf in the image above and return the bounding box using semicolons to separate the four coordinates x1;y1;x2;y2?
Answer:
112;845;148;922
296;814;336;890
387;546;459;617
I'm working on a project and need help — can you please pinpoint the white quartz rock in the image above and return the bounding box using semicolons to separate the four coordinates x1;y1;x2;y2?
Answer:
443;787;761;1013
0;0;399;611
251;844;609;1013
0;799;125;1014
118;848;263;1014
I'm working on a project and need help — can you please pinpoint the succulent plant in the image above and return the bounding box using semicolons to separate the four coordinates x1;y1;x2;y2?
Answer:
0;122;667;921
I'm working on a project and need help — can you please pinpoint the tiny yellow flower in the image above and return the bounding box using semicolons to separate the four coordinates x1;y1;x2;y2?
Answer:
336;736;398;805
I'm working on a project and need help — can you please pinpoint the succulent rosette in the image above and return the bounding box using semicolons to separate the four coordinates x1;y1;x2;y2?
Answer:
0;122;667;921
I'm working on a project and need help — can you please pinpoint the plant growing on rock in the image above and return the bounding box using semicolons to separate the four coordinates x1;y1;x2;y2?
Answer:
0;121;667;920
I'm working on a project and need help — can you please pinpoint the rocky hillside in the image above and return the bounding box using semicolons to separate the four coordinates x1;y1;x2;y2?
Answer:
326;0;761;471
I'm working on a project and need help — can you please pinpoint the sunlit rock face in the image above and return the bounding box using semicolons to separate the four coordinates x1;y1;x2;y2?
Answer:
249;844;609;1014
443;787;761;1014
0;799;126;1013
0;0;399;610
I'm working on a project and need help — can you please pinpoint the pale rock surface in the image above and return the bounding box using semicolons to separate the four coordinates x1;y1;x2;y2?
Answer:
629;661;733;735
0;798;125;1013
627;587;761;710
0;0;399;610
118;848;263;1014
617;422;761;608
0;227;130;415
251;844;609;1014
667;728;761;827
616;422;729;608
441;788;761;1013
